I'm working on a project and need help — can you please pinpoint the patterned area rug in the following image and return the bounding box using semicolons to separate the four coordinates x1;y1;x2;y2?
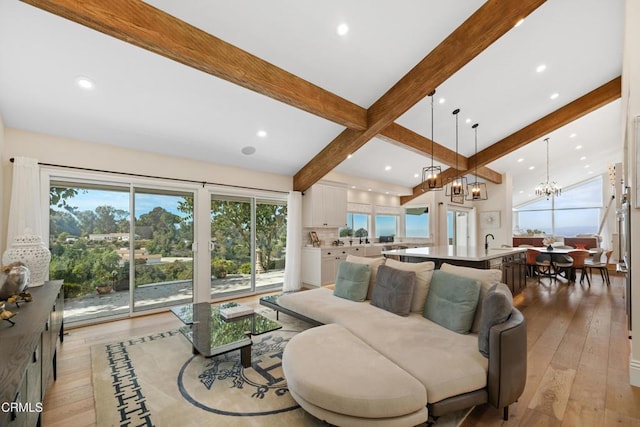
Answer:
91;309;471;426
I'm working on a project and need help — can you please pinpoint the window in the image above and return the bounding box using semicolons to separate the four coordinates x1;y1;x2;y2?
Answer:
210;194;287;298
375;214;398;237
405;207;429;238
48;170;287;326
514;177;603;236
340;213;370;238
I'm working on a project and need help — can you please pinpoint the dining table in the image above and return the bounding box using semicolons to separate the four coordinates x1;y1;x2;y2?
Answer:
532;246;597;281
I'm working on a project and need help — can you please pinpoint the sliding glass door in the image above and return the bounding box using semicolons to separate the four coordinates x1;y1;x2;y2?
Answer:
210;195;253;297
255;198;287;291
210;194;287;298
49;181;131;323
50;173;286;324
132;188;194;312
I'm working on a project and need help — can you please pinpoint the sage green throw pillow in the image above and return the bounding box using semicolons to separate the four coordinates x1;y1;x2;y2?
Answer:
423;270;481;334
333;261;371;302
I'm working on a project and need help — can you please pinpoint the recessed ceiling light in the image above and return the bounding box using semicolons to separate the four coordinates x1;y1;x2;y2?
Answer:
514;18;525;28
351;185;356;189
528;166;535;170
465;118;471;124
241;146;256;155
517;158;524;163
438;98;445;104
585;164;591;168
588;171;594;174
256;130;267;138
536;64;547;73
580;156;587;160
550;92;559;100
384;165;392;171
336;23;349;36
575;145;583;150
413;173;419;178
367;188;372;192
570;133;577;138
385;191;390;195
75;76;95;90
519;190;524;194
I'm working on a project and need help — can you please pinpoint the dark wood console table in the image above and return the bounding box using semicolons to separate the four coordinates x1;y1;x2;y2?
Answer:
0;281;64;427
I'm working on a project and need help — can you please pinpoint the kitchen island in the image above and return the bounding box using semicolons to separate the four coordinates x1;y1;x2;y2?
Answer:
382;245;527;294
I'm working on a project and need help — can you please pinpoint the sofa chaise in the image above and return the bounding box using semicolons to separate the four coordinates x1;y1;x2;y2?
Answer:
277;258;527;426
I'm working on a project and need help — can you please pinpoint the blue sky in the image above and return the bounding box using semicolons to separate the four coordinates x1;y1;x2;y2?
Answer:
52;188;190;218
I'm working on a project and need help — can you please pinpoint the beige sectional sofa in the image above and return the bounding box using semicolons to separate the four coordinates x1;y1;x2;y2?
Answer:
278;260;527;426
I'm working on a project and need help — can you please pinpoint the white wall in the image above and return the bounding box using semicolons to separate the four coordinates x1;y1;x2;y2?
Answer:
623;0;640;386
474;173;513;248
1;127;292;253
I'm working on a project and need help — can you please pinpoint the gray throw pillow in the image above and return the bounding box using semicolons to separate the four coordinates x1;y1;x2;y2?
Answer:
478;284;513;358
371;265;416;317
333;261;371;302
423;270;481;334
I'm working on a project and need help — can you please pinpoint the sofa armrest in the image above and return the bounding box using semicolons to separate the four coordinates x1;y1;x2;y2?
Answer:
487;307;527;410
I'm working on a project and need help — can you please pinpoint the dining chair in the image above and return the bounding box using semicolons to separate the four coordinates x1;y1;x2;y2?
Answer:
565;250;591;285
586;249;612;286
553;253;574;281
534;251;555;282
525;249;541;277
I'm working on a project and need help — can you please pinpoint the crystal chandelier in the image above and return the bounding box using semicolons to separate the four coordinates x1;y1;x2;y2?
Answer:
421;90;443;191
466;123;488;201
445;108;467;203
535;137;561;199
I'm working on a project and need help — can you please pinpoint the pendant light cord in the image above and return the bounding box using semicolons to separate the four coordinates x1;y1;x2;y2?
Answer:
472;123;479;181
453;109;460;177
545;137;550;182
429;90;436;167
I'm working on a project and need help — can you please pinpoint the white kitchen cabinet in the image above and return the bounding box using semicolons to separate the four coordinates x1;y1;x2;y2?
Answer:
321;248;349;285
302;246;366;286
364;245;383;257
302;183;347;227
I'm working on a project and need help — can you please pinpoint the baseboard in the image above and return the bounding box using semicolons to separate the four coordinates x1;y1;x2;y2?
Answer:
630;358;640;387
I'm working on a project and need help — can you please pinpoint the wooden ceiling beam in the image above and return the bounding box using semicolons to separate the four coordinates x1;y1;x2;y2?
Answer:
294;0;547;192
378;122;503;183
367;0;546;130
21;0;368;130
399;77;621;205
468;76;622;167
378;123;466;169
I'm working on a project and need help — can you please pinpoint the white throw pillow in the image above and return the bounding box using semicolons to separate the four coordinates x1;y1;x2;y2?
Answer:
439;263;506;333
384;258;435;312
345;255;385;299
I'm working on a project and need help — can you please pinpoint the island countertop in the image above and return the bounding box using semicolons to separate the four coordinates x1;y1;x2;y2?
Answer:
382;245;526;262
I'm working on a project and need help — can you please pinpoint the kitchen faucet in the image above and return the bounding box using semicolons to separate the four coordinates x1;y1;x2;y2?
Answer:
484;233;495;251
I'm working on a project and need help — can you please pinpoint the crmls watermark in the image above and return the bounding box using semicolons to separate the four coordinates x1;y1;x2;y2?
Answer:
1;401;44;413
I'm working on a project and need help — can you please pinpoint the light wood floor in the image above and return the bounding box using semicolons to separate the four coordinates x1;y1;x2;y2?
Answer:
42;275;640;426
464;273;640;426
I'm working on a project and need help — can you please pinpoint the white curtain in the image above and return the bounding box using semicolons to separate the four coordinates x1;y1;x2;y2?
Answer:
6;157;43;247
282;191;302;292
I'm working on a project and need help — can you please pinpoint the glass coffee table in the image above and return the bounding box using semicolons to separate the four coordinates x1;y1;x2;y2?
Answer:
171;301;281;367
259;293;323;327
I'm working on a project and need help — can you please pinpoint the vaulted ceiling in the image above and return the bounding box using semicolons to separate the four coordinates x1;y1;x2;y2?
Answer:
0;0;624;206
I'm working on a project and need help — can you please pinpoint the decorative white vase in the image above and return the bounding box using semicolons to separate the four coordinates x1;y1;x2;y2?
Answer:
2;230;51;287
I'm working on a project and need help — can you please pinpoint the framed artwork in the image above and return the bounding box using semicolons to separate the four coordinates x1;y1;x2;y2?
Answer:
309;231;320;247
480;211;500;229
450;193;465;205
